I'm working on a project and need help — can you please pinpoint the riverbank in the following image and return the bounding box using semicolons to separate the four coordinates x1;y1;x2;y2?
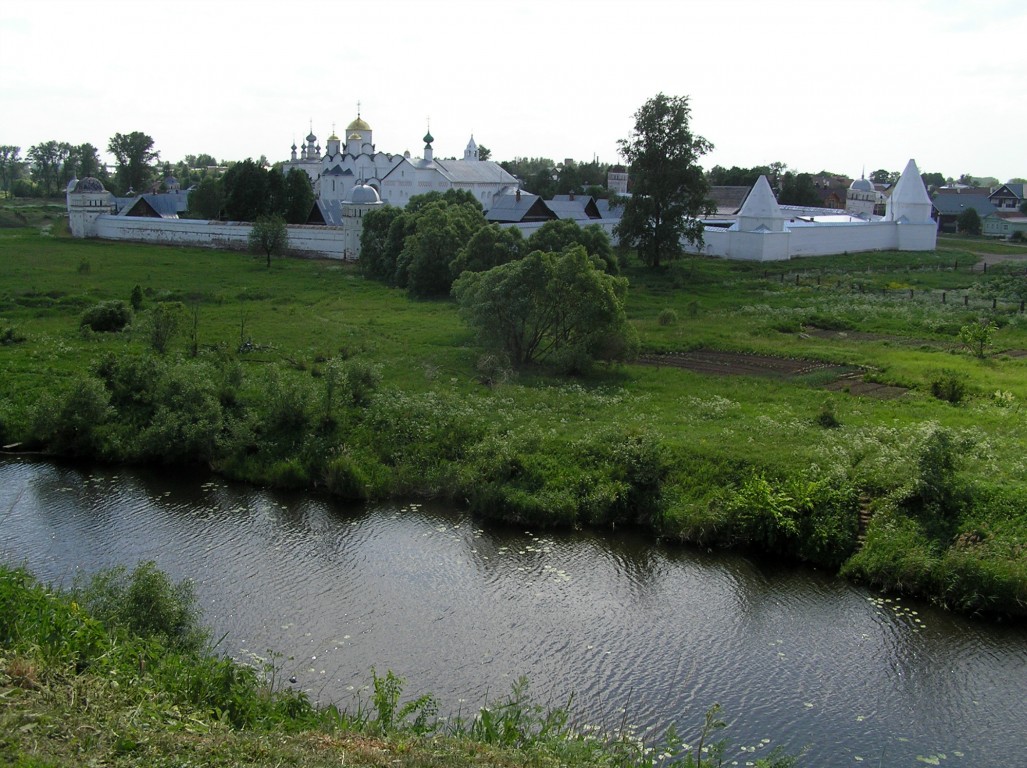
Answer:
0;227;1025;616
1;561;796;767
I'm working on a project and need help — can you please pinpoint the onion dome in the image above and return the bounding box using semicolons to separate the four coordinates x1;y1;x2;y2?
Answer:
850;176;874;193
347;116;371;132
423;131;434;145
74;177;106;193
349;184;381;204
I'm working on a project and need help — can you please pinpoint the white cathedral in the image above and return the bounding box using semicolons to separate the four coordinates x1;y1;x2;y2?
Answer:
281;113;519;225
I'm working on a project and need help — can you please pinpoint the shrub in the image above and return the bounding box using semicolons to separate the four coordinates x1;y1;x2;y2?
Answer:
130;284;143;311
30;375;112;456
657;307;678;326
476;351;512;388
1;324;26;345
959;317;997;359
147;301;183;354
75;561;206;653
80;300;131;332
341;359;382;406
928;369;969;404
815;400;841;428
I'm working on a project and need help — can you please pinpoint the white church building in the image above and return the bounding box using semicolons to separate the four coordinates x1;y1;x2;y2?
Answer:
283;114;519;222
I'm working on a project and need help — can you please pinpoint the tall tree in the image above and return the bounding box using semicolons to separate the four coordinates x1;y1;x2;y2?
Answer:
956;207;982;236
222;159;269;221
74;143;104;180
615;93;713;268
452;246;637;370
108;131;159;194
27;140;70;196
282;168;314;223
0;145;22;192
777;172;821;206
188;176;225;219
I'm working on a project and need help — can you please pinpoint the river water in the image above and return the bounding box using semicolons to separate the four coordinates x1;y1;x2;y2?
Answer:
2;457;1024;767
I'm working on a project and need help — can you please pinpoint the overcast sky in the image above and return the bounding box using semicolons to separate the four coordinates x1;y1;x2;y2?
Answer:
3;0;1025;181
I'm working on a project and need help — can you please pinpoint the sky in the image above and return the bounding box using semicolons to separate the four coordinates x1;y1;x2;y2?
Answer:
3;0;1026;182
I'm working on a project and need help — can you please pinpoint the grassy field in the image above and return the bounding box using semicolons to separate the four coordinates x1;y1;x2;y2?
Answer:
1;220;1026;616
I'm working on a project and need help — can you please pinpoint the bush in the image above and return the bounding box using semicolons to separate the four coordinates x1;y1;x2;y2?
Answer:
929;369;969;404
80;300;131;332
959;318;996;358
75;561;206;653
657;308;678;326
147;301;183;354
815;400;840;428
30;375;112;456
1;324;26;345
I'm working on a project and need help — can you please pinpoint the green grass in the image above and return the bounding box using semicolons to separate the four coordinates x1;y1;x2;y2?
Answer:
1;226;1026;615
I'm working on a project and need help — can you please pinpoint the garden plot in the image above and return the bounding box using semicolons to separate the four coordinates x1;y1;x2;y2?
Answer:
637;349;908;399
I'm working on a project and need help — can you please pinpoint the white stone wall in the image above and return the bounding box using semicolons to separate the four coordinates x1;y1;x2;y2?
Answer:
692;221;936;261
92;216;353;260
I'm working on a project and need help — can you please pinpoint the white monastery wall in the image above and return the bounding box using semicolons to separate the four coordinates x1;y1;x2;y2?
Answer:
692;221;935;261
92;216;352;260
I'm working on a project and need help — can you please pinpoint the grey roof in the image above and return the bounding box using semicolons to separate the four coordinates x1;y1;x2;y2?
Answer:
990;184;1025;200
116;194;181;218
433;158;518;185
316;199;343;226
594;198;623;220
323;165;354;177
708;186;750;214
485;191;556;223
932;194;996;217
545;199;602;221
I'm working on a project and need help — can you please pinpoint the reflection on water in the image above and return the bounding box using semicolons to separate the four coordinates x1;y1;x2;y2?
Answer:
2;457;1025;767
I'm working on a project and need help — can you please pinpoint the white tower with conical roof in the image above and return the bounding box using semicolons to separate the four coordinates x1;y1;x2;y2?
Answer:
737;176;785;232
882;159;933;223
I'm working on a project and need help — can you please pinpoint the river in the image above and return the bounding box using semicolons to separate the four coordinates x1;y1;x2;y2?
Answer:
1;457;1024;767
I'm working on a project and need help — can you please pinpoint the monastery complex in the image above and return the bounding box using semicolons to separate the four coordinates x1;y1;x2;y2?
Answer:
66;112;937;261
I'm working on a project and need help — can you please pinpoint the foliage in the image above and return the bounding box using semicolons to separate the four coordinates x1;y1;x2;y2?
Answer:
74;561;207;653
358;206;405;281
188;175;225;219
777;172;821;206
282;167;315;224
249;214;289;266
147;301;183;354
223;159;270;221
108;131;159;194
29;375;113;457
928;369;969;403
658;308;678;326
370;668;438;735
27;140;70;197
958;317;996;358
450;223;525;276
527;219;617;273
453;246;638;369
956;206;982;235
401;200;486;297
615;93;714;267
80;299;131;332
0;144;21;192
